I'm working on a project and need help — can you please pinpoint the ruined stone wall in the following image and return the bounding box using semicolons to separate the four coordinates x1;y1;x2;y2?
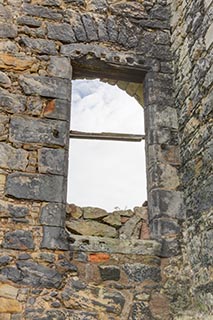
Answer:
168;0;213;317
1;0;210;319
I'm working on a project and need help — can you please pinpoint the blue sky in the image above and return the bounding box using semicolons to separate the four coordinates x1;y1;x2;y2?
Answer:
67;79;146;211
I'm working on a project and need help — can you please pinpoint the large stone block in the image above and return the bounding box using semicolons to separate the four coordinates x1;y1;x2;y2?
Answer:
0;53;34;71
150;218;181;238
19;75;71;100
66;220;117;238
43;99;70;121
47;23;76;43
147;162;180;190
5;173;66;202
41;226;69;250
3;230;35;250
149;189;185;221
38;148;67;175
9;116;69;147
20;36;57;55
0;143;28;171
40;203;66;226
0;23;17;38
48;56;72;79
23;4;62;20
123;263;161;283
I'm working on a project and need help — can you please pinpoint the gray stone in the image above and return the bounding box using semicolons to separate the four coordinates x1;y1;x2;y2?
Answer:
43;0;61;6
103;212;121;227
68;235;162;255
119;214;142;239
3;230;35;250
1;266;23;283
9;116;69;147
47;23;76;43
23;4;62;20
0;200;29;218
0;4;12;20
16;260;63;288
41;226;69;250
0;41;18;53
99;265;120;281
19;75;71;100
0;90;26;113
83;206;108;219
72;15;87;42
20;37;57;55
40;203;66;227
17;16;42;27
0;23;17;38
5;173;66;202
160;238;180;257
149;189;185;221
48;56;72;79
0;256;11;266
0;142;28;171
81;14;98;41
129;301;153;320
150;218;181;238
123;263;161;283
38;148;67;175
66;220;117;238
0;71;11;88
27;97;43;116
43;99;70;121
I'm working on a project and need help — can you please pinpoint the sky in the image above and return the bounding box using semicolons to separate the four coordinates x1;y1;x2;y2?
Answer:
67;79;146;211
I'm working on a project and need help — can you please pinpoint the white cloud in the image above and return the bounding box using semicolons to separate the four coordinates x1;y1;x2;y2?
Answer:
68;79;147;211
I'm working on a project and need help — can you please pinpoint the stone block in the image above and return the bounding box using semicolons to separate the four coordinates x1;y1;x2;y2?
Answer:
23;4;62;20
10;116;69;147
83;207;108;219
0;90;26;113
147;162;180;190
47;23;76;43
66;220;117;238
40;203;66;226
0;284;18;299
5;173;66;202
160;238;180;257
17;16;42;27
48;56;72;79
123;263;161;283
149;189;185;221
99;265;120;281
0;143;28;171
43;99;70;121
150;218;181;238
0;53;34;71
119;214;142;239
129;301;152;320
0;71;11;88
0;200;29;219
0;297;22;313
20;36;57;55
0;23;17;38
19;75;71;100
3;230;35;250
38;148;67;175
41;226;69;250
81;14;98;41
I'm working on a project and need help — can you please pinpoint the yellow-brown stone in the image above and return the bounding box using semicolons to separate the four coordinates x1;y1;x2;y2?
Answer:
0;284;18;299
0;54;34;71
0;298;22;313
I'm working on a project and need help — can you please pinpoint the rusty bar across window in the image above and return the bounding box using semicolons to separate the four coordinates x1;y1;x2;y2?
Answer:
70;130;145;142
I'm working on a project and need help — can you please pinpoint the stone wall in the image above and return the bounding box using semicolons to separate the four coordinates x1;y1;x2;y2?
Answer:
0;0;212;318
169;0;213;318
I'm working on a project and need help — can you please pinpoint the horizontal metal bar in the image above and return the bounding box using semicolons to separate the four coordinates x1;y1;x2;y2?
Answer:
70;130;145;142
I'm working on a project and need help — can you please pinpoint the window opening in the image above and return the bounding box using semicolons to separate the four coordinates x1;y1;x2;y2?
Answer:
67;79;146;211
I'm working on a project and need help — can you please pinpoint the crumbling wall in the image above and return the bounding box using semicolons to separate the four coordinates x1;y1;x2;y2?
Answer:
168;0;213;318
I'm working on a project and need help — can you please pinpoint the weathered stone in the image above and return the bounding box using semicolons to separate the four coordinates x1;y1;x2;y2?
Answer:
0;53;34;71
0;143;28;171
43;99;70;121
19;75;71;100
0;284;18;299
81;14;98;41
43;0;61;6
149;293;170;319
23;4;62;20
41;226;69;250
66;204;83;219
20;37;57;55
38;148;66;175
160;238;180;257
123;263;161;283
27;97;43;116
56;259;78;273
0;297;22;313
99;265;120;281
17;16;42;27
48;56;72;79
0;91;26;113
72;14;87;42
47;23;76;43
0;200;29;219
129;301;153;320
0;71;11;88
6;173;66;202
83;207;108;219
3;230;35;250
119;214;142;239
0;23;17;38
40;203;66;227
66;220;117;238
9;116;68;147
0;256;11;266
0;4;12;20
103;212;121;227
69;235;162;255
150;218;181;238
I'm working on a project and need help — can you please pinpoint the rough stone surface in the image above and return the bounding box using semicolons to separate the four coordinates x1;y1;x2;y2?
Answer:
3;230;35;250
66;220;117;238
38;148;67;175
40;203;66;227
123;263;161;283
6;173;66;202
0;143;28;171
